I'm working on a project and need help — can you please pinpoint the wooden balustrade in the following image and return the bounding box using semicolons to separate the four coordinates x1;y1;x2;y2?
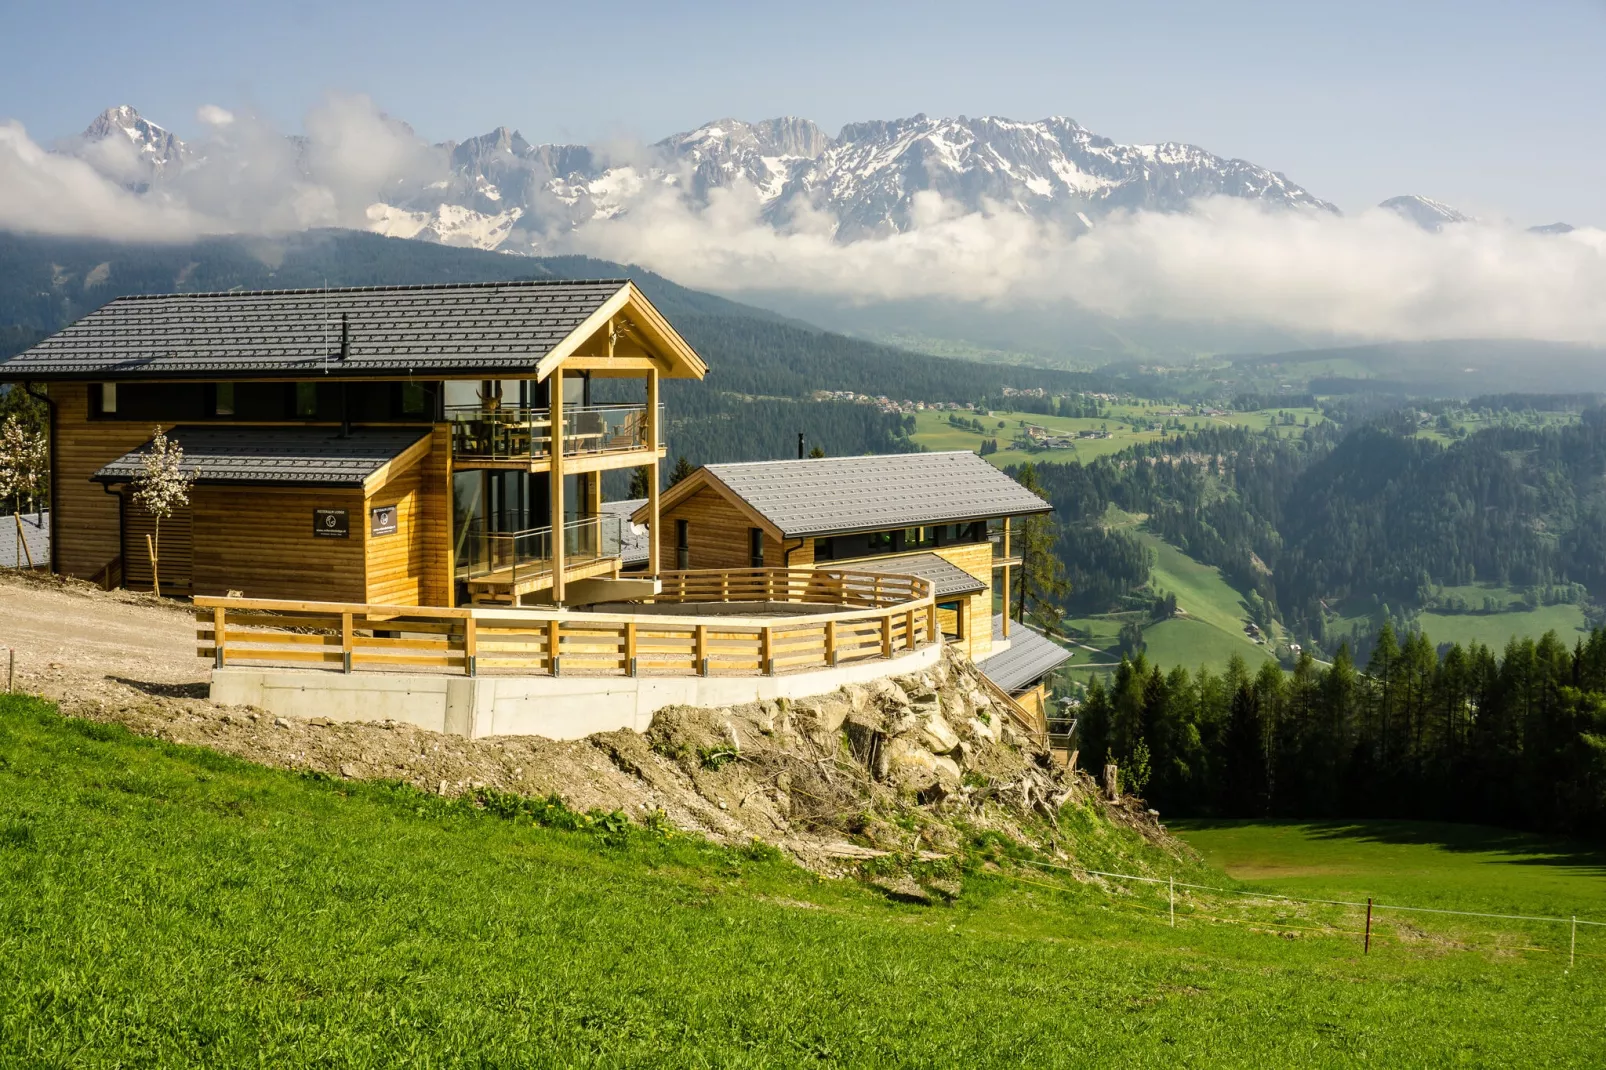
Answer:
196;567;937;680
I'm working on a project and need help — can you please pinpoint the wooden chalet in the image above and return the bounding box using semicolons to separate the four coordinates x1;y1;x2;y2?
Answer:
637;451;1064;667
0;279;705;607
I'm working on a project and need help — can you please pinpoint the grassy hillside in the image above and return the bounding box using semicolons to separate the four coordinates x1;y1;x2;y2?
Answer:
1063;517;1276;684
4;695;1604;1065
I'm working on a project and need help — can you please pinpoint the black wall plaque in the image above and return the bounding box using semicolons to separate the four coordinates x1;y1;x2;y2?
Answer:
313;508;350;538
370;505;398;537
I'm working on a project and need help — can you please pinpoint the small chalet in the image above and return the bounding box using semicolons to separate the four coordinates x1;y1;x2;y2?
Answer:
0;279;705;606
638;451;1066;673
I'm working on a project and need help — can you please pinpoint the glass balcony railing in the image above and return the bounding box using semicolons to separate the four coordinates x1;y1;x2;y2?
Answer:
456;514;625;588
448;404;660;462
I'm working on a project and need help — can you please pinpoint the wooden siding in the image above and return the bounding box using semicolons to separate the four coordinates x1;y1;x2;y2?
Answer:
656;486;803;571
930;542;996;658
121;494;194;593
365;465;425;606
46;383;163;579
423;424;452;606
191;485;366;603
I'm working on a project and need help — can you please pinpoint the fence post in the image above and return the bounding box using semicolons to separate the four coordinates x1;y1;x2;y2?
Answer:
761;626;773;676
548;619;561;677
213;606;227;669
464;616;478;677
825;619;838;666
696;624;709;676
905;609;916;651
625;621;637;677
341;611;354;673
5;647;12;693
1169;876;1175;928
1364;898;1373;954
880;614;893;659
927;602;937;645
1572;916;1577;969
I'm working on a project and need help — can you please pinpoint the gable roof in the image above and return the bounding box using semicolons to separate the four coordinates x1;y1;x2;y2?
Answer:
840;553;988;599
0;278;707;382
641;451;1051;538
975;615;1074;693
93;426;430;490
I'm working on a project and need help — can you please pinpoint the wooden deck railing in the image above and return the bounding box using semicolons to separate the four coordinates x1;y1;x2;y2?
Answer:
195;568;938;679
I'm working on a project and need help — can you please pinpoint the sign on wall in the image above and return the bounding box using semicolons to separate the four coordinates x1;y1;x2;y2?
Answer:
370;505;398;537
313;508;349;538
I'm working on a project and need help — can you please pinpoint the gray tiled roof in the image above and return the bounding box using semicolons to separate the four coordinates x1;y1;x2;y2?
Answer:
93;427;429;487
839;553;987;599
704;451;1051;537
0;279;628;380
600;497;651;566
0;511;48;569
976;615;1074;693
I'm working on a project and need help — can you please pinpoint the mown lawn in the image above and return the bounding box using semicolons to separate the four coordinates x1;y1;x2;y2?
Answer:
2;694;1603;1067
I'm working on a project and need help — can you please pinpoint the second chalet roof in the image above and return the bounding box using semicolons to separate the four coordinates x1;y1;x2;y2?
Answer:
689;451;1051;537
93;427;430;487
975;615;1075;693
838;553;987;599
0;278;704;381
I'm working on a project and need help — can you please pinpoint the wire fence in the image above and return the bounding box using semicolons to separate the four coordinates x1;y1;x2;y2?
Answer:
1015;859;1604;969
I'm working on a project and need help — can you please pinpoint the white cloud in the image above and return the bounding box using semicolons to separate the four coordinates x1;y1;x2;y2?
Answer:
196;104;234;127
562;183;1606;345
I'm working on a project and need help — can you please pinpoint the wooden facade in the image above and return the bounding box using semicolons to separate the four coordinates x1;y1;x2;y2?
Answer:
20;282;706;610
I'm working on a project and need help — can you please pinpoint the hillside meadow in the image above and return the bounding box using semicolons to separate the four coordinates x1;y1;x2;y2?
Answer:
2;694;1603;1067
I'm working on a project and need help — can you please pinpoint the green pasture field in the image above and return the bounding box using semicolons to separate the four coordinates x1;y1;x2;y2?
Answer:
1328;584;1590;654
1064;519;1274;683
1417;604;1589;650
3;695;1604;1066
912;406;1327;470
1172;819;1606;922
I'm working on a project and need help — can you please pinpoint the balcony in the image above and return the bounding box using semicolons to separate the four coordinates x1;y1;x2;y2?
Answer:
457;514;625;604
988;529;1021;567
448;404;660;466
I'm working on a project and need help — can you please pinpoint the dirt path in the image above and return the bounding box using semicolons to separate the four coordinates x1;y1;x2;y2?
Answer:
0;571;205;704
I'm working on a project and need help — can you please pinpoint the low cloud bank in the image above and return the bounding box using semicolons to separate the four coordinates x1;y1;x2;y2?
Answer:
3;94;1605;345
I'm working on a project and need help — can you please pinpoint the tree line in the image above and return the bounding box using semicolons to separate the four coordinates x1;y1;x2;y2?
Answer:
1077;624;1606;838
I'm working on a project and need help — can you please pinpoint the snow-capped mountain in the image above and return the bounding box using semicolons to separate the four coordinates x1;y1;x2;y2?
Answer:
64;106;190;191
1379;195;1471;232
63;106;1336;251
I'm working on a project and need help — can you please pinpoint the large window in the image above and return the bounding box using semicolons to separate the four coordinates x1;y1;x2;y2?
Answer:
749;527;765;569
90;381;439;423
812;521;987;564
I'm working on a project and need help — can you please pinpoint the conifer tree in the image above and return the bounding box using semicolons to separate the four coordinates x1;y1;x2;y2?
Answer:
667;455;695;487
1011;462;1070;634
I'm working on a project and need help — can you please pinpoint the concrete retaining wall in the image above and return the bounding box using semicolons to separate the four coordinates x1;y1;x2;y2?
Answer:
210;642;942;739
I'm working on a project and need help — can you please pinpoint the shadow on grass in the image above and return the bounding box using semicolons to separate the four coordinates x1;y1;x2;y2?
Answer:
1172;817;1606;877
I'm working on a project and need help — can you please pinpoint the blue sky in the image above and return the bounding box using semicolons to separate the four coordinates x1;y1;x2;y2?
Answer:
4;0;1604;224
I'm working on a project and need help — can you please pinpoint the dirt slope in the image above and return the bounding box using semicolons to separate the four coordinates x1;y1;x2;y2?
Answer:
0;571;1172;875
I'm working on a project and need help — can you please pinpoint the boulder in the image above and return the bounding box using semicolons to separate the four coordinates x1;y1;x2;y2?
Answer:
919;710;961;754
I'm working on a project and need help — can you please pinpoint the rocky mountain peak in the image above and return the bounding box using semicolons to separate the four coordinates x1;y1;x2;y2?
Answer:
1380;194;1471;232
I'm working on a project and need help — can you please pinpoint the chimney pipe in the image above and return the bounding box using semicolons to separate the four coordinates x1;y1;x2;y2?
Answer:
797;432;805;460
340;313;350;361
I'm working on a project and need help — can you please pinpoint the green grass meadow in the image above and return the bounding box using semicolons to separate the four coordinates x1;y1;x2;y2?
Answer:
4;694;1606;1065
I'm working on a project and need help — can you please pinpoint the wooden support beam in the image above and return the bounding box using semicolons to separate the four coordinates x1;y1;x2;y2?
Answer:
550;372;566;604
213;606;227;667
646;367;661;577
547;618;561;675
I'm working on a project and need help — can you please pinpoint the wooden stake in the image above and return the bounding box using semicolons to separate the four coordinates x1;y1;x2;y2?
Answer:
1571;916;1577;969
1169;876;1175;928
1364;898;1373;954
